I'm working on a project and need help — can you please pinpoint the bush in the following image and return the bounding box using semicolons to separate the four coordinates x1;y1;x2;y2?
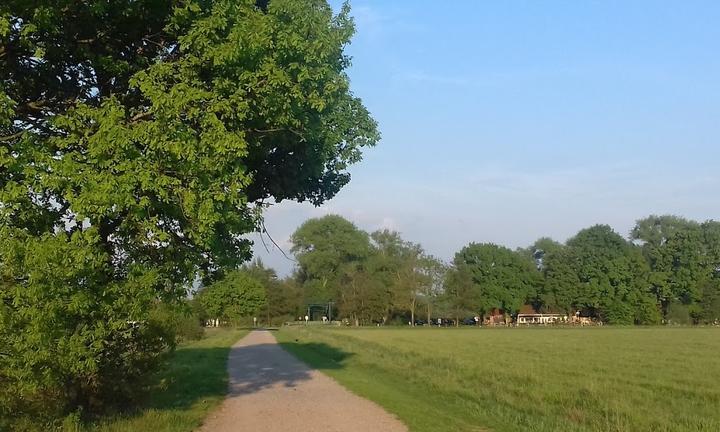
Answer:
149;302;205;343
175;313;205;341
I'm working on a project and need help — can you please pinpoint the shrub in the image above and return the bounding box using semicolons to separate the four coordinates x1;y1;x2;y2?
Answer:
198;272;267;325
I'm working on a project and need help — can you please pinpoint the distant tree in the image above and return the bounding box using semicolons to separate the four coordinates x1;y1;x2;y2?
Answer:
418;255;447;325
443;265;479;326
546;225;658;324
370;229;425;325
631;216;710;317
242;259;279;288
239;259;302;325
291;215;373;321
199;271;266;324
698;278;720;324
265;277;304;325
452;243;540;319
665;301;692;325
701;220;720;278
339;266;387;326
541;247;582;314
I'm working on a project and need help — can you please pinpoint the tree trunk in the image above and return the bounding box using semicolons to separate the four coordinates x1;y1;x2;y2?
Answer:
410;297;415;326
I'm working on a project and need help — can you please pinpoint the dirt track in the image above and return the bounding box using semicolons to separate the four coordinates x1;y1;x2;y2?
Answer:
198;330;407;432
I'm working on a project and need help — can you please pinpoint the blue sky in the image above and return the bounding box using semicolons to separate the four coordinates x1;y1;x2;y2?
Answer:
252;0;720;275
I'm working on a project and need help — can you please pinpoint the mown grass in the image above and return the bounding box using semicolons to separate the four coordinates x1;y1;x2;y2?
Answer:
87;328;247;432
277;326;720;432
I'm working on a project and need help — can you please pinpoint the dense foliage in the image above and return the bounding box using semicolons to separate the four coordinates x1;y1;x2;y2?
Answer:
452;243;540;318
286;215;720;327
0;0;377;427
540;225;659;324
198;271;266;324
290;215;443;325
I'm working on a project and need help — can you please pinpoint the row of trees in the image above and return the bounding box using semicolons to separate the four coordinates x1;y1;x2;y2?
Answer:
535;216;720;324
266;215;720;327
291;215;445;326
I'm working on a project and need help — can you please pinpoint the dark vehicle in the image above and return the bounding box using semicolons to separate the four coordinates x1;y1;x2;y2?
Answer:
461;317;478;326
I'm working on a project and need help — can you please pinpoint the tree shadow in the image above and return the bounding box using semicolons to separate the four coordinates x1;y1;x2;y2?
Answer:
226;337;352;397
276;339;353;372
157;333;353;406
93;331;354;429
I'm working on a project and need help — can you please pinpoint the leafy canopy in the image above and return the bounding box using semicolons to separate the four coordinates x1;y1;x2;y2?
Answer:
199;271;267;321
452;243;540;316
0;0;377;423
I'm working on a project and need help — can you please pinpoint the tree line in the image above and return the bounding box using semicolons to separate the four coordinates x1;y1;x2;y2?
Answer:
231;214;720;327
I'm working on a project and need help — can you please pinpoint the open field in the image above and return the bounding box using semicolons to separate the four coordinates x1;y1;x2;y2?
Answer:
88;328;247;432
277;326;720;432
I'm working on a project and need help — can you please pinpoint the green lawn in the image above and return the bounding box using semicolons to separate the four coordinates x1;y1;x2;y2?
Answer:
88;328;247;432
276;326;720;432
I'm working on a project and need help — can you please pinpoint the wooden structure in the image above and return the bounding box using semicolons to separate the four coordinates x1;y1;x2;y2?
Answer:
515;304;567;325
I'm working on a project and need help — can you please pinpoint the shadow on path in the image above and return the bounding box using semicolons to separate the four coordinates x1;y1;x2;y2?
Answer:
226;338;352;397
199;331;406;432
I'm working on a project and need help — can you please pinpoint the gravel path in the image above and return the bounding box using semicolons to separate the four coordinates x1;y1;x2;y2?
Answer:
198;330;407;432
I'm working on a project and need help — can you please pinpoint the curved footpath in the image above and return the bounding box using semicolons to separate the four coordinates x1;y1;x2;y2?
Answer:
198;330;407;432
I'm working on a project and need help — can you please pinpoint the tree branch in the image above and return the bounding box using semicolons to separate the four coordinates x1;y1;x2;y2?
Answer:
0;131;24;142
130;111;154;123
251;127;305;141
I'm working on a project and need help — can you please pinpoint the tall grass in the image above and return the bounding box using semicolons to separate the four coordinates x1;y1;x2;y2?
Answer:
278;327;720;432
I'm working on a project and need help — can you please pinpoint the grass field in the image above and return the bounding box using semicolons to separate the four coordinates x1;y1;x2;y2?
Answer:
277;326;720;432
87;328;246;432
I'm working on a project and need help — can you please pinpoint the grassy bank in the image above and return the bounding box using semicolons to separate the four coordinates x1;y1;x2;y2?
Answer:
89;328;247;432
277;326;720;432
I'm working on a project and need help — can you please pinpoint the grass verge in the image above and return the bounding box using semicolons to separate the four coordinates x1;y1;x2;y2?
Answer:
88;327;247;432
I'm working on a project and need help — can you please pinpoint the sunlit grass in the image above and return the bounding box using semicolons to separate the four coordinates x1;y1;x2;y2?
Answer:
277;326;720;432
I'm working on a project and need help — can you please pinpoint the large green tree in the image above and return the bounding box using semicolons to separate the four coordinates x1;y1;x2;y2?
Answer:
452;243;540;319
291;218;435;325
544;225;659;324
291;215;372;309
370;229;425;325
417;255;446;325
631;216;720;321
631;216;706;308
443;264;479;326
0;0;377;423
